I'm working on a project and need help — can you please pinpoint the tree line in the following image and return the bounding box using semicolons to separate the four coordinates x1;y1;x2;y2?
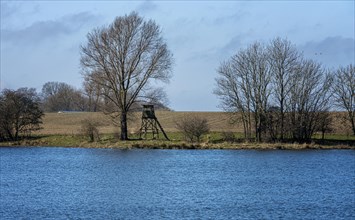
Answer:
41;81;101;112
214;37;354;142
1;12;354;142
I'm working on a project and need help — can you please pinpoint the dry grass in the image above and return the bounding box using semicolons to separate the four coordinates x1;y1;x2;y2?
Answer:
329;112;354;135
38;111;240;135
39;112;114;135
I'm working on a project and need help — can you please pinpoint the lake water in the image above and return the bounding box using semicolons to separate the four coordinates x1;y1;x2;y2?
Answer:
0;147;354;219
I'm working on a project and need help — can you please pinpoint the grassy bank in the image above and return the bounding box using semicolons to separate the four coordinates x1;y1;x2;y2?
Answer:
1;132;354;150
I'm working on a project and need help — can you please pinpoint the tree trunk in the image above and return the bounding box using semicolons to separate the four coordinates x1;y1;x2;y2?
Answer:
255;113;260;142
351;116;355;136
6;129;13;141
322;132;325;140
120;111;129;140
280;95;284;141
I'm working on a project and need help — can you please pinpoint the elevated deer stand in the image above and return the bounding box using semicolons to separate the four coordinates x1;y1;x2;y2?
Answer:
139;105;169;140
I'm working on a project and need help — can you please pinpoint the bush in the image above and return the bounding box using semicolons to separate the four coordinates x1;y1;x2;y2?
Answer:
81;119;100;142
175;115;210;143
221;131;235;142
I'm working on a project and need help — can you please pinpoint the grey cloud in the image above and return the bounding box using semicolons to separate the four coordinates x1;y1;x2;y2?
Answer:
1;12;100;46
0;2;19;19
183;32;252;63
218;31;257;59
1;2;40;27
136;1;158;14
299;36;355;68
213;10;250;26
62;12;99;30
219;35;244;57
219;35;354;68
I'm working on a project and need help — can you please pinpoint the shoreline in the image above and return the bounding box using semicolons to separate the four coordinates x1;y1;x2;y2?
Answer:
1;138;354;150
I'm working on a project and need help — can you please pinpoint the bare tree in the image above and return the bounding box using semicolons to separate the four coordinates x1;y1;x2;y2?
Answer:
267;37;300;140
0;88;43;141
333;64;355;135
215;60;252;139
81;12;173;140
83;72;103;112
247;43;271;142
215;42;271;142
288;59;332;142
264;106;282;141
80;118;101;142
316;111;333;140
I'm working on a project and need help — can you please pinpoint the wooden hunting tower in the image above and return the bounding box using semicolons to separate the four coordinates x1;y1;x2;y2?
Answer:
139;105;169;140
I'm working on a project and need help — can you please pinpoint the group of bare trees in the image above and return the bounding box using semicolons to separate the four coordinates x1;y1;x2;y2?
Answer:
41;81;102;112
215;37;354;142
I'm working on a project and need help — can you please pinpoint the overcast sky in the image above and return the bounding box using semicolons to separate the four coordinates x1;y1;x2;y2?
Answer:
1;1;354;111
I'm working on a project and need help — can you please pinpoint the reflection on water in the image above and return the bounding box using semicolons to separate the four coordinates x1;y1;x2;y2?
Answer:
1;148;354;219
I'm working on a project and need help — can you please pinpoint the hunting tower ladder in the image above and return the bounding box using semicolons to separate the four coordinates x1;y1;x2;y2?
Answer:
139;105;170;140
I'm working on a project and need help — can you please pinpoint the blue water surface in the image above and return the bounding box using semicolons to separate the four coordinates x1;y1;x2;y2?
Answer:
0;147;354;219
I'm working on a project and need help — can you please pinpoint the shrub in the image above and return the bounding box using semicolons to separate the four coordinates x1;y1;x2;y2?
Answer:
81;119;100;142
221;131;235;142
175;115;210;143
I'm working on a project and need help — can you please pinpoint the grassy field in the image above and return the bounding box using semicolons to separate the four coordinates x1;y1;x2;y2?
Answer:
38;111;240;135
